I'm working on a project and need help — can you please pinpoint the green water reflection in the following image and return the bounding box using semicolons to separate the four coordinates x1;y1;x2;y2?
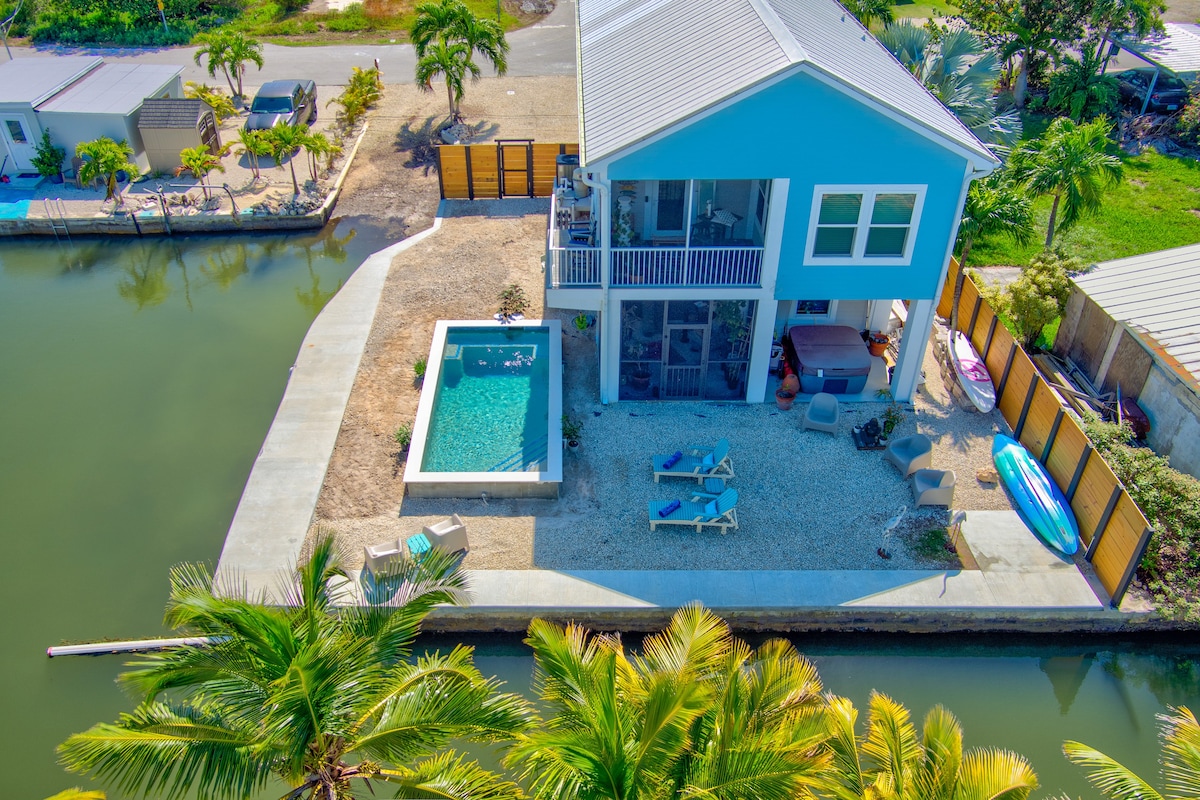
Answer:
0;220;391;799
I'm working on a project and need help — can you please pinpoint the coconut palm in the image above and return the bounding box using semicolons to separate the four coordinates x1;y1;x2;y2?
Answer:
176;145;225;201
1010;116;1123;248
302;131;342;182
416;39;476;119
411;0;508;119
819;691;1039;800
75;137;138;204
234;127;271;182
192;31;263;101
58;534;533;800
950;172;1034;334
843;0;894;28
267;122;310;196
877;22;1021;155
506;604;831;800
1063;705;1200;800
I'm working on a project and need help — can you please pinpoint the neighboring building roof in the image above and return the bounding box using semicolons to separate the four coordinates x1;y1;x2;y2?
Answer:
0;56;103;106
577;0;997;166
1074;243;1200;391
1114;22;1200;75
138;98;211;129
36;63;183;116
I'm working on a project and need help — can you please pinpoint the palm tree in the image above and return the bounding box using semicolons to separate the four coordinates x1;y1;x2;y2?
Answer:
302;131;341;182
75;137;138;204
192;31;263;101
1063;705;1200;800
234;127;271;182
950;173;1034;335
1010;116;1123;248
175;145;225;201
1049;47;1119;121
267;122;310;196
411;0;508;120
416;39;476;119
58;534;533;800
877;22;1021;155
506;604;831;800
820;691;1039;800
843;0;894;28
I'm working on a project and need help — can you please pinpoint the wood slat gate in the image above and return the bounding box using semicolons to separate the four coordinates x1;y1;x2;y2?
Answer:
438;142;579;199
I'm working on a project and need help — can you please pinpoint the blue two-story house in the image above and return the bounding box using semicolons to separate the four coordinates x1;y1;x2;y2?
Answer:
546;0;999;404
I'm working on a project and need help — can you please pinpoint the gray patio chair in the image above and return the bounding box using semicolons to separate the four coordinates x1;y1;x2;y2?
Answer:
422;513;469;554
884;434;933;477
363;538;404;575
912;469;956;507
801;392;840;435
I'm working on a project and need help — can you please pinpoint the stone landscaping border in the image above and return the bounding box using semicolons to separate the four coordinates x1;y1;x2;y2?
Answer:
0;123;370;238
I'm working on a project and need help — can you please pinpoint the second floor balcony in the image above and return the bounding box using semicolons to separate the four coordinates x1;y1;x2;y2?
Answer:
547;178;771;290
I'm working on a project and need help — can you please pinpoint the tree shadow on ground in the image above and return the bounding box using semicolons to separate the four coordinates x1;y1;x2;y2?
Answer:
395;116;502;175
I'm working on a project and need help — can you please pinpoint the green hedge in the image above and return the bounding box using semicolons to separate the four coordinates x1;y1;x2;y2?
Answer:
27;0;239;46
1083;416;1200;619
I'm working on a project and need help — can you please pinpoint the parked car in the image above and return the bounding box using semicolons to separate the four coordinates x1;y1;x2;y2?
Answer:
1114;68;1190;113
244;80;317;131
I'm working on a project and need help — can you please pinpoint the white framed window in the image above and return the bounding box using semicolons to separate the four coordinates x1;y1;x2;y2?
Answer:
804;185;925;266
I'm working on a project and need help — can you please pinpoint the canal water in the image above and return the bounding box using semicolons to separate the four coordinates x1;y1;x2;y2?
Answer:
2;220;1197;799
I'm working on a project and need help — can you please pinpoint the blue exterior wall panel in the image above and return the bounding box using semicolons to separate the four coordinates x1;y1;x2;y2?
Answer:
604;69;971;301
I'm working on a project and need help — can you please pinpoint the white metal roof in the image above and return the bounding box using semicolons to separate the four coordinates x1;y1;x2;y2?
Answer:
1114;22;1200;75
1074;243;1200;391
36;63;182;116
577;0;997;166
0;56;103;107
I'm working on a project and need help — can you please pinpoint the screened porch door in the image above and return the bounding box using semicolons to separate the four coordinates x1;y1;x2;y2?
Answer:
661;324;707;399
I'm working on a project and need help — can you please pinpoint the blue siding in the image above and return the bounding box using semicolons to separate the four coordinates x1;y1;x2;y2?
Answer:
604;70;971;301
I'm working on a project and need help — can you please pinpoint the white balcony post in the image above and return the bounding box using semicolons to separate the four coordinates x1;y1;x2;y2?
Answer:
744;179;788;402
891;298;934;403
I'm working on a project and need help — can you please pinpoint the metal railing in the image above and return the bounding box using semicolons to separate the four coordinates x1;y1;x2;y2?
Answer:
611;246;763;287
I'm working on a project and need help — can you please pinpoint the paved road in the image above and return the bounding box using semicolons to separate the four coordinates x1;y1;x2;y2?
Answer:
0;0;576;86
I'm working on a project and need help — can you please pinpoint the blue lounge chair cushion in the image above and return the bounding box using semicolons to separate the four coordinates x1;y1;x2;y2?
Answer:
663;451;682;469
704;499;719;516
702;452;715;467
658;499;681;518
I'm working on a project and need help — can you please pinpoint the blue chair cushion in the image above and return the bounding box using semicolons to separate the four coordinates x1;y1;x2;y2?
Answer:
704;499;719;516
702;452;715;467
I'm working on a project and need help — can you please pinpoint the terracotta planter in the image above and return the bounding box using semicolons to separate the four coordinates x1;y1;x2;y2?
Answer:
775;389;795;411
867;334;889;357
780;373;800;395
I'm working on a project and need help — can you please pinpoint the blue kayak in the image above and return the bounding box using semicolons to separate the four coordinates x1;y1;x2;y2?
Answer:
992;435;1080;555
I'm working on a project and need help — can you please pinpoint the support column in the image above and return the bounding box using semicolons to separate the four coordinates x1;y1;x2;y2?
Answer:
745;178;789;403
891;298;935;403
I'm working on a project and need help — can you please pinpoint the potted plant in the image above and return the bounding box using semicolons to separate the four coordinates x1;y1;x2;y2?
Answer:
497;283;529;322
32;128;66;184
867;331;890;357
775;373;799;410
561;414;583;450
881;402;905;438
573;312;590;335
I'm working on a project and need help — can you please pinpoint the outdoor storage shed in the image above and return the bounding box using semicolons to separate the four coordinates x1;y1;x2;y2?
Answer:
1053;243;1200;479
36;62;184;174
138;99;220;175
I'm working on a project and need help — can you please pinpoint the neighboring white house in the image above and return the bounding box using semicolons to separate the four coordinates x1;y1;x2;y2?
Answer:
1054;244;1200;480
545;0;998;405
0;56;183;177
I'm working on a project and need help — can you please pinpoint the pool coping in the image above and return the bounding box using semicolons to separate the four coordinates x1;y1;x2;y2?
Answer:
404;319;563;498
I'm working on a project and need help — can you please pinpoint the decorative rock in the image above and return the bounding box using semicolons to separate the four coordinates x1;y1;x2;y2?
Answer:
976;466;1000;484
440;123;470;144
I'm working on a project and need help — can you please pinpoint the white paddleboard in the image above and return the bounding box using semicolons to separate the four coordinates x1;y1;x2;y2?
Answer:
948;330;996;412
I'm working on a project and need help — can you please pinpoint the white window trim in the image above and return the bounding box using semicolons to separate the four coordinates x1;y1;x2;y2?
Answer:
804;184;926;266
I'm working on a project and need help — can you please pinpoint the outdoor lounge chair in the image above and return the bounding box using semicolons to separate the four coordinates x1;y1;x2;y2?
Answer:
652;438;734;484
363;539;404;575
648;487;739;533
802;392;840;434
884;434;933;477
422;513;469;554
912;468;956;507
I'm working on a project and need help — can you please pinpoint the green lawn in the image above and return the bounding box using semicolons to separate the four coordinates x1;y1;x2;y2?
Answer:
968;150;1200;267
891;0;960;19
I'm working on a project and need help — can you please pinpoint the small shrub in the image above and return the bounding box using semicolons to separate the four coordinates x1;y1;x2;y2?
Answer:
977;251;1081;350
393;423;412;451
185;82;237;122
327;64;384;133
31;128;66;179
326;3;373;31
881;403;905;437
497;283;530;320
561;414;583;443
1175;97;1200;147
413;357;427;385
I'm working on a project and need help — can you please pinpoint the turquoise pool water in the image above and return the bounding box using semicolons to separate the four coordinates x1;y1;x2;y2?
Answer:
422;326;551;472
0;191;33;219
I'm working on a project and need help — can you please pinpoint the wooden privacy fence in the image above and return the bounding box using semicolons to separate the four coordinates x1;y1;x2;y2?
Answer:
437;142;579;200
938;261;1153;606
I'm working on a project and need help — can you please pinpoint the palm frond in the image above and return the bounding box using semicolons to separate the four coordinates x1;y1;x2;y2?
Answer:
1063;741;1161;800
956;748;1039;800
1160;706;1200;799
377;751;527;800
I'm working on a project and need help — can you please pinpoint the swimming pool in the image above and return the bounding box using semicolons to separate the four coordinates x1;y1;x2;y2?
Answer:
404;320;562;498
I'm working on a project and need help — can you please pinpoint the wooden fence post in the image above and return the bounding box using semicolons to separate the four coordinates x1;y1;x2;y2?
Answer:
1066;445;1092;501
1041;409;1064;462
1111;526;1154;607
982;316;998;361
995;345;1017;402
1085;486;1123;561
